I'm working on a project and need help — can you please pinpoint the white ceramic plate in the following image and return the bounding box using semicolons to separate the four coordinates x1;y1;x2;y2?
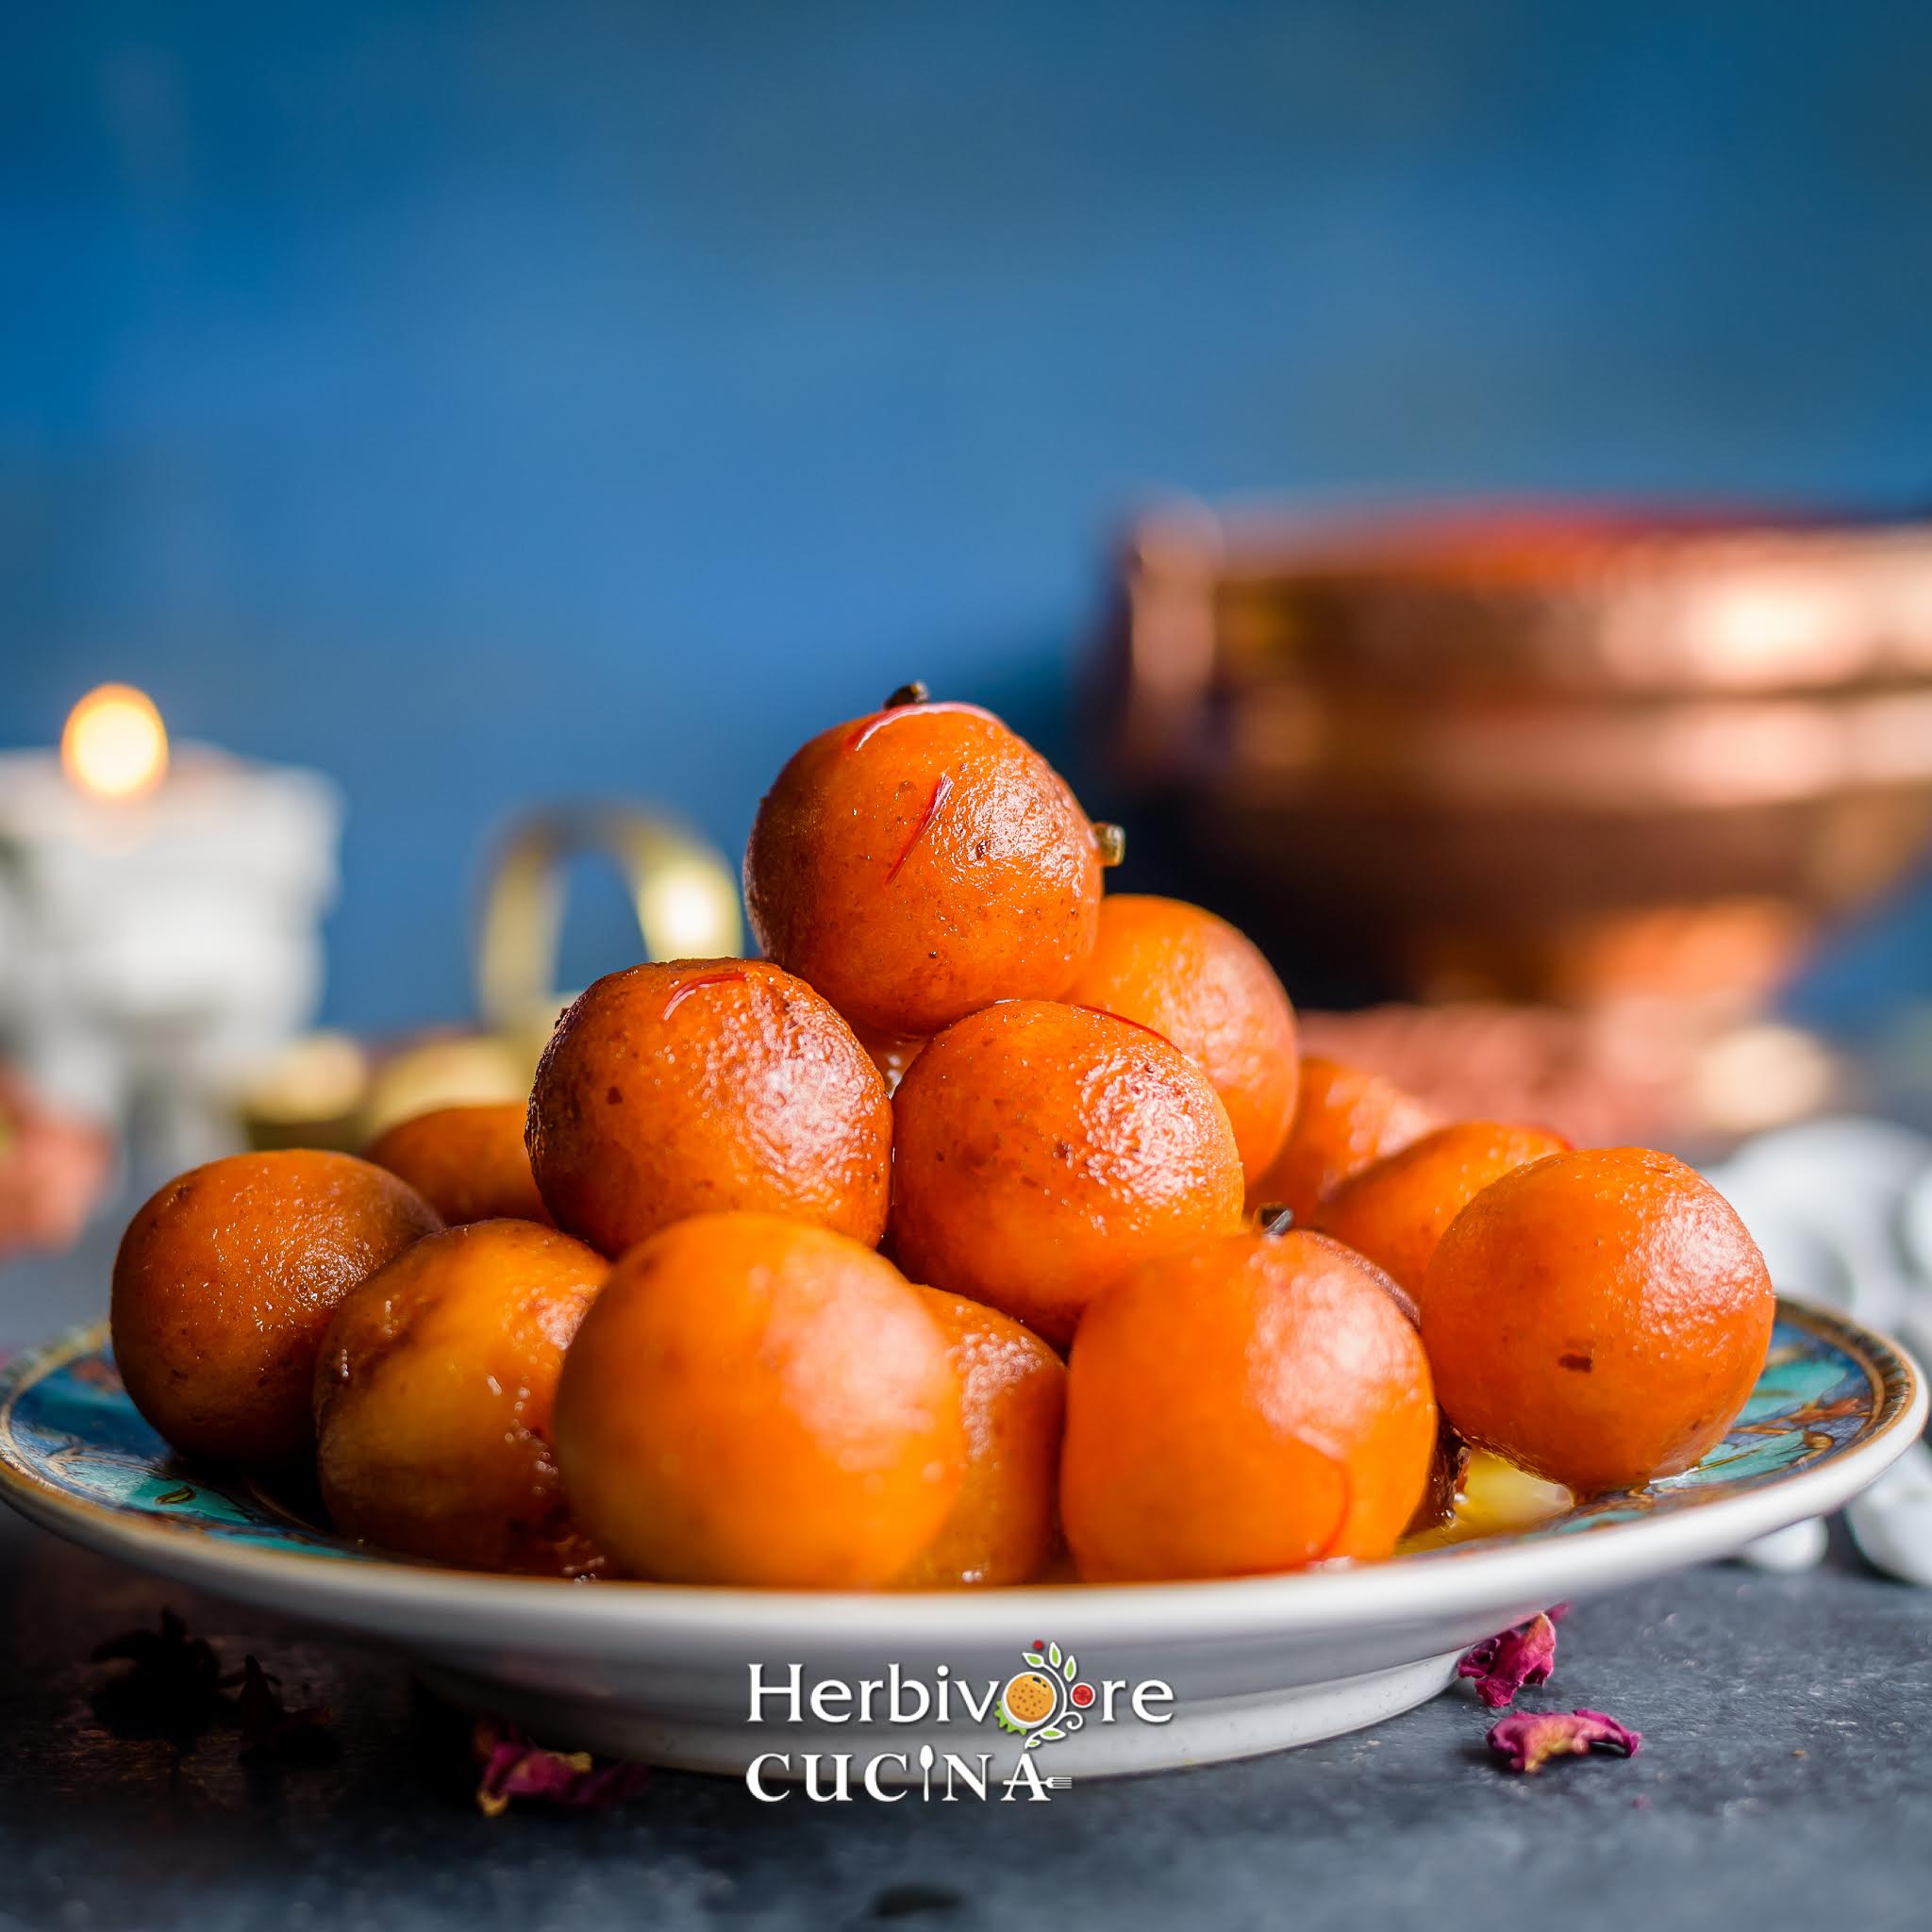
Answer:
0;1303;1921;1783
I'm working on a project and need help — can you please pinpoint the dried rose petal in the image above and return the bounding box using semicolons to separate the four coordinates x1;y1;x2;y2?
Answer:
472;1718;648;1818
1487;1707;1642;1774
1458;1608;1561;1707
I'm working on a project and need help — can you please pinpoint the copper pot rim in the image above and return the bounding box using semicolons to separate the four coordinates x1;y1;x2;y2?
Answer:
1118;495;1932;702
1127;492;1932;582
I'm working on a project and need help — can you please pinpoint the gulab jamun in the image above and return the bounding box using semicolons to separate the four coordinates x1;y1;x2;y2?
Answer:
1062;893;1299;1189
1421;1146;1775;1493
890;1000;1246;1344
314;1219;608;1575
744;692;1105;1037
526;958;891;1258
365;1102;551;1227
1061;1227;1438;1580
899;1286;1066;1588
553;1212;964;1587
111;1150;441;1468
1247;1056;1439;1221
1314;1120;1569;1298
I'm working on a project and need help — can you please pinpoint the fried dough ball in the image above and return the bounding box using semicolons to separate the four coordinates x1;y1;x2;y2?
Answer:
1421;1146;1775;1493
743;693;1104;1037
365;1103;550;1226
111;1151;441;1468
1314;1121;1570;1299
553;1213;964;1587
1247;1056;1440;1222
1061;1228;1437;1580
526;958;891;1257
1063;894;1299;1188
899;1287;1066;1588
890;1000;1246;1345
314;1220;608;1575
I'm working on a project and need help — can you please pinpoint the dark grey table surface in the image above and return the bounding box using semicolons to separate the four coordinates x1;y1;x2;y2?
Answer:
5;1219;1931;1932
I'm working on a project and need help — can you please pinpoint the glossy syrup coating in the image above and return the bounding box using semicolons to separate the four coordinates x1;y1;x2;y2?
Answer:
1061;1229;1438;1581
848;1018;926;1097
743;699;1103;1037
365;1103;551;1227
314;1220;608;1576
890;1000;1246;1346
1314;1120;1571;1299
898;1286;1066;1588
526;958;891;1258
1062;893;1299;1187
1421;1146;1775;1494
1246;1056;1440;1221
553;1213;964;1588
111;1150;442;1469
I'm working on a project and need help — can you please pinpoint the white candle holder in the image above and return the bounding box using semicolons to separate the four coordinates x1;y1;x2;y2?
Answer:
0;742;342;1173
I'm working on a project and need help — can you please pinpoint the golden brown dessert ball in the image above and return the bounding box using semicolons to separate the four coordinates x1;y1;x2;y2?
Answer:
1313;1120;1570;1300
526;958;891;1258
743;694;1104;1037
1061;1228;1437;1580
899;1287;1066;1587
1422;1146;1775;1493
364;1103;551;1226
314;1220;608;1575
554;1213;963;1588
890;999;1246;1345
1246;1056;1440;1222
111;1150;441;1468
1063;893;1300;1187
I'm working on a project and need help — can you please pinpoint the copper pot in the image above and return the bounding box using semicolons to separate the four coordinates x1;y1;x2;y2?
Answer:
1098;500;1932;1012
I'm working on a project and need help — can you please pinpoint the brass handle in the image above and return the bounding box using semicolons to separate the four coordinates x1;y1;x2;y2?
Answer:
475;805;745;1036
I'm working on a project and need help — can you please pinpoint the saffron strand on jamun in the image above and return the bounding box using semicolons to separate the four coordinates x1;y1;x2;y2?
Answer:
744;688;1106;1037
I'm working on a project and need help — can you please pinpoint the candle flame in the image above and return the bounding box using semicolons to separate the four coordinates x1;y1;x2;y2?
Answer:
61;684;169;801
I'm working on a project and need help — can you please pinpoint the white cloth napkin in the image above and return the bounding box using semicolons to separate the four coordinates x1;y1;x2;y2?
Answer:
1705;1118;1932;1585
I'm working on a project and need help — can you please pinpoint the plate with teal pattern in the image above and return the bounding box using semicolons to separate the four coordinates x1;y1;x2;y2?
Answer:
0;1300;1921;1781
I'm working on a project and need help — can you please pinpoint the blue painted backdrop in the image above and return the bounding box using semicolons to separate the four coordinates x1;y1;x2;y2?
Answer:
5;2;1932;1030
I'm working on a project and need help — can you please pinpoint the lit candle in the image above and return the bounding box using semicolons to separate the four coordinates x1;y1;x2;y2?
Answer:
0;688;342;1171
60;684;170;803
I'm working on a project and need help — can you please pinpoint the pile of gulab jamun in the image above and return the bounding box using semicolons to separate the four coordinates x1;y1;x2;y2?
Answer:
108;689;1776;1589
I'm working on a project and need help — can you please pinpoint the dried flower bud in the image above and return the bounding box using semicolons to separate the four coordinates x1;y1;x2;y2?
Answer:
1486;1707;1641;1774
226;1655;330;1760
90;1607;224;1732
